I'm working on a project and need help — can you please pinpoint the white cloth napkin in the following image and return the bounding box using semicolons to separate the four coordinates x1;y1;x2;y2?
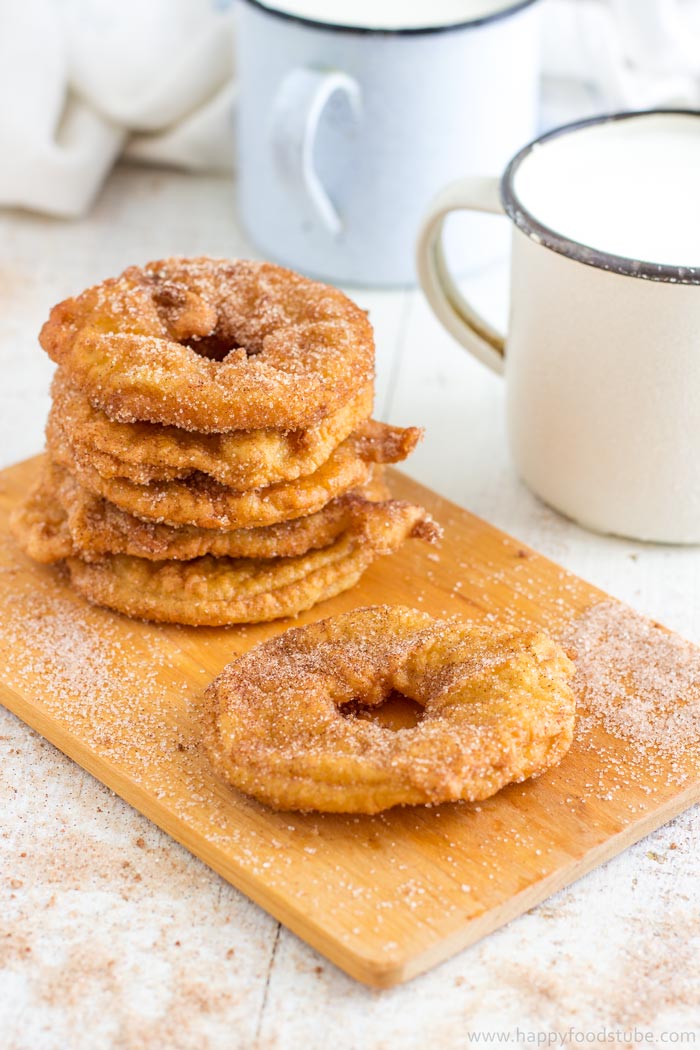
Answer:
542;0;700;124
1;0;699;218
0;0;236;216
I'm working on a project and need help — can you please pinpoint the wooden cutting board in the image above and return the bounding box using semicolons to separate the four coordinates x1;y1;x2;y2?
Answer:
1;455;698;988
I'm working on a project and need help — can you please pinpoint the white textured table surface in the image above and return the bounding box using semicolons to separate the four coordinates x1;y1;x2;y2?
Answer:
1;168;698;1050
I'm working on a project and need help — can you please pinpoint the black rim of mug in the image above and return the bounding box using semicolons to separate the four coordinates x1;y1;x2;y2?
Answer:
240;0;539;35
500;109;700;285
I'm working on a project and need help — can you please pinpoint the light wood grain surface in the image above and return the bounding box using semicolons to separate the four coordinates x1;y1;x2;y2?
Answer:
1;168;698;1047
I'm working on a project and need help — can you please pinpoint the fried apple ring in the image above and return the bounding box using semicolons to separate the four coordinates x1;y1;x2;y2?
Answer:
47;417;422;529
204;606;576;813
12;458;396;564
9;467;71;565
50;371;375;487
40;258;375;432
64;509;438;626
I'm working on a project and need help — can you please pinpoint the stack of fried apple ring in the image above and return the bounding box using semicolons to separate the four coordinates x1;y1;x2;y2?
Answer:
12;257;440;625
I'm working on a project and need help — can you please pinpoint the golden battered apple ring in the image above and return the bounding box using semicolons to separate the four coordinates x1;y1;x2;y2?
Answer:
47;416;422;530
204;606;576;813
40;257;375;433
11;459;393;564
50;371;374;488
64;509;438;626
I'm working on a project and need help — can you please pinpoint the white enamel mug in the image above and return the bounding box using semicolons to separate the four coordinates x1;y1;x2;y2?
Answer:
235;0;541;286
417;110;700;544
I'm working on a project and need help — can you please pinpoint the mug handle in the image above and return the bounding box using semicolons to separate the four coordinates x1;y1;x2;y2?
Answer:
416;176;506;376
271;68;362;237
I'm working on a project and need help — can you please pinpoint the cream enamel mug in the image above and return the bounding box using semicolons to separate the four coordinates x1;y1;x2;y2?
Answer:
417;110;700;544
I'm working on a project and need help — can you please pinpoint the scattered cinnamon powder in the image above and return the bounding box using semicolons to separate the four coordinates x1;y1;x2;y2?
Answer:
563;600;700;779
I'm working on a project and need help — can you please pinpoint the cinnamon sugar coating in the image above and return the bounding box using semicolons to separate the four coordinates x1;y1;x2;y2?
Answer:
204;606;576;813
40;257;376;432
